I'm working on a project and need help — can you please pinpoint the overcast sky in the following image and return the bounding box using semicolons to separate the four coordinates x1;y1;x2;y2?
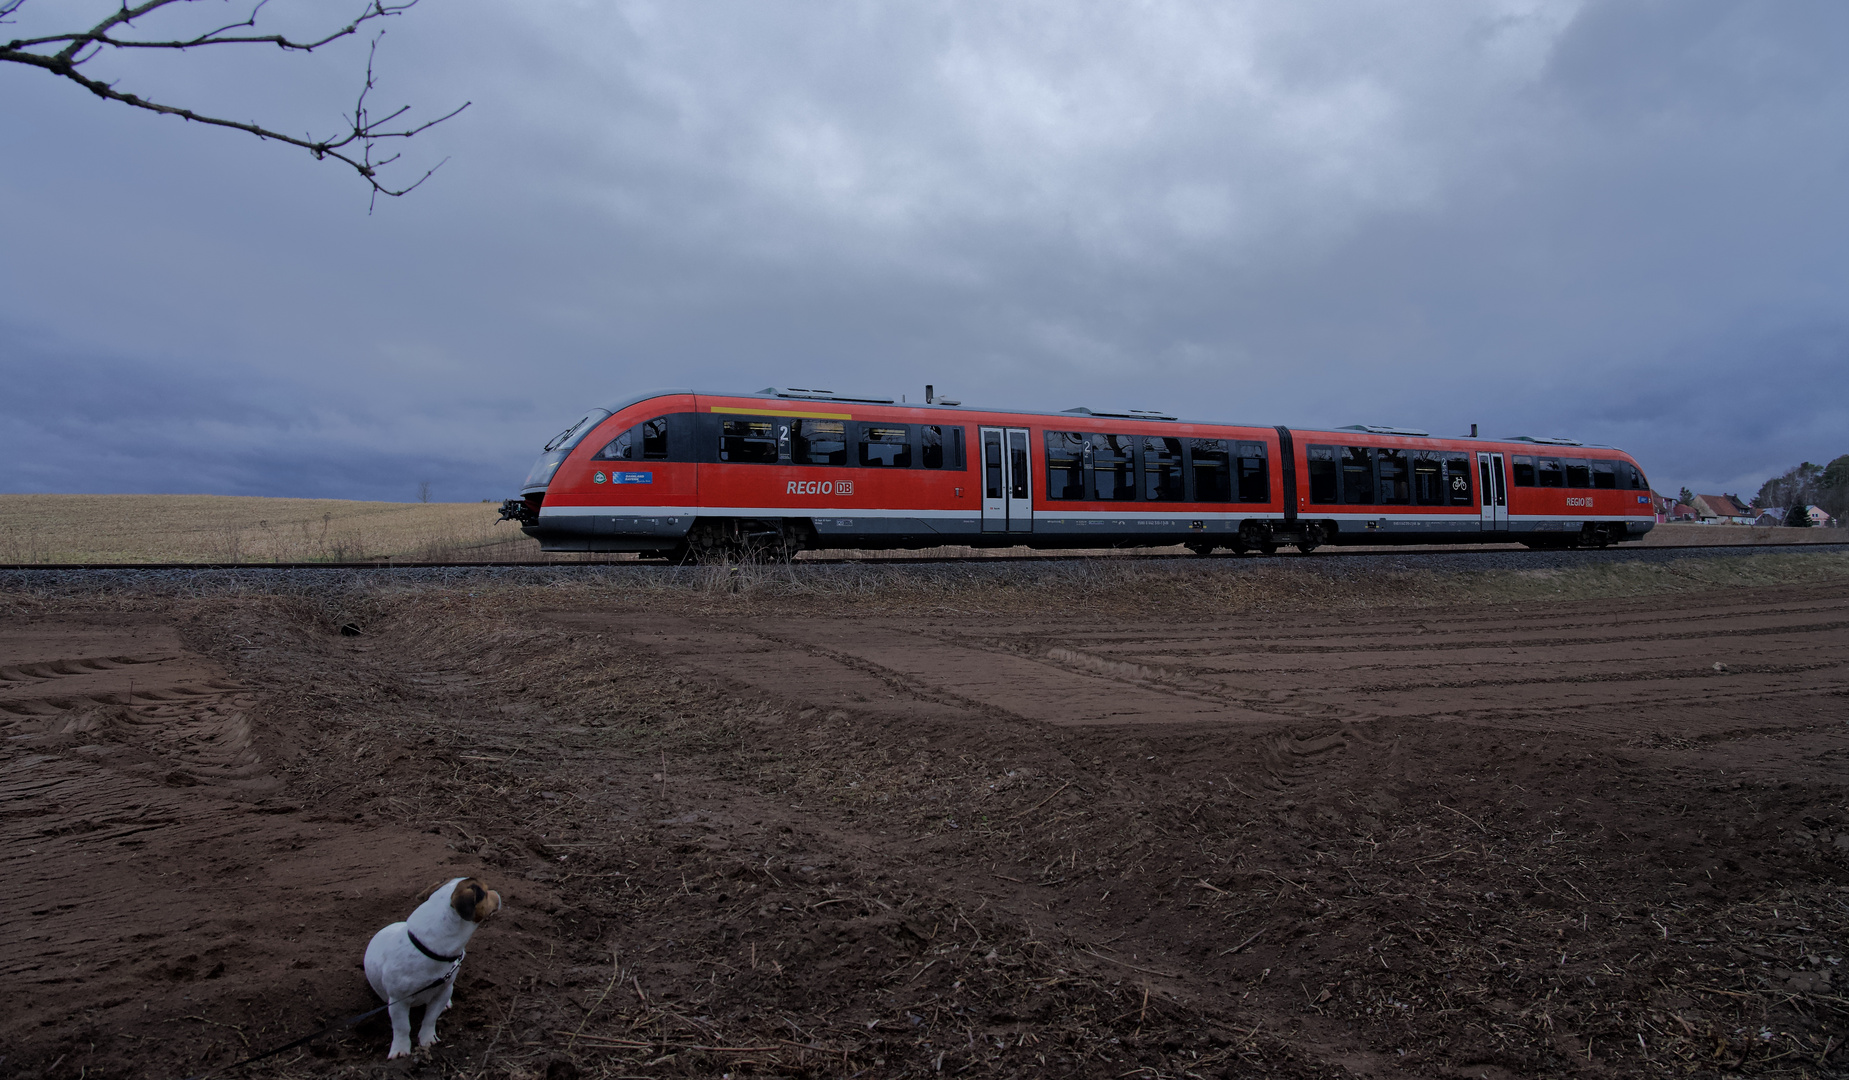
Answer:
4;0;1847;503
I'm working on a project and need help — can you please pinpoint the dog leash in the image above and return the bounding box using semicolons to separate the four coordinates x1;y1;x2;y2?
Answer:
174;964;458;1080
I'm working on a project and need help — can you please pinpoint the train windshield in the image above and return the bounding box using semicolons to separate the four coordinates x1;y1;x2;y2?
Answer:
544;410;612;452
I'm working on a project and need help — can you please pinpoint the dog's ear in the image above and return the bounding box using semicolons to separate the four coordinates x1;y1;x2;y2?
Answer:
450;878;501;922
417;878;453;904
451;878;484;921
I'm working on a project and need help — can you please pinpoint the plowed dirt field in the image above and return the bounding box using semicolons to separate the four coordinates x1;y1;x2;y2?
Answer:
2;553;1846;1079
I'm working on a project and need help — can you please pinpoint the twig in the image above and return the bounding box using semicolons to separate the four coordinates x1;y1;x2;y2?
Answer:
554;1032;781;1052
1081;948;1181;979
1008;779;1073;820
1436;802;1487;833
1219;927;1266;956
566;951;622;1052
0;0;467;200
1222;777;1262;800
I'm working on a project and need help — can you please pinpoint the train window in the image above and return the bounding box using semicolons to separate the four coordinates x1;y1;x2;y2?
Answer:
791;419;847;465
921;426;944;468
859;424;913;467
1446;456;1473;505
1511;456;1536;486
719;418;779;464
1620;461;1647;490
1010;430;1030;499
641;417;669;460
1592;460;1617;489
1236;441;1269;502
592;428;633;461
1090;433;1137;501
984;430;1004;499
1412;452;1443;505
951;426;967;469
1307;445;1337;504
1564;459;1592;488
1046;431;1087;499
1377;448;1410;504
1537;457;1564;487
1188;439;1231;501
1142;437;1185;500
1341;446;1375;504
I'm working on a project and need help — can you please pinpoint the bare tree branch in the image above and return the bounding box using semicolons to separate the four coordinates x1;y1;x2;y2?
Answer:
0;0;469;203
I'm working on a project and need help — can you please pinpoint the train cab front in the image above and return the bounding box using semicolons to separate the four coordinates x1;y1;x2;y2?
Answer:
497;408;610;551
501;393;700;555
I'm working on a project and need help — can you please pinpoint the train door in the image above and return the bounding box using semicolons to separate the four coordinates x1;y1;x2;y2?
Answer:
1477;451;1507;532
980;427;1033;533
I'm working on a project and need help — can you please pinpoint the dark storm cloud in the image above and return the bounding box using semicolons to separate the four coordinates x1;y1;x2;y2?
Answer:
2;0;1846;502
0;325;503;501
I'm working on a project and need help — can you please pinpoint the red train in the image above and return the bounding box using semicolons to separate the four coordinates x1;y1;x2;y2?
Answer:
501;387;1656;558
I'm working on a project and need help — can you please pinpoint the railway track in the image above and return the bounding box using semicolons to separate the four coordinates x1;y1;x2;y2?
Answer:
2;540;1844;572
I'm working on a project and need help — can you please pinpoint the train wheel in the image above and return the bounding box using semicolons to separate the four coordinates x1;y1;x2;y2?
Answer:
1295;524;1325;554
1258;541;1279;556
682;520;743;563
1186;542;1215;557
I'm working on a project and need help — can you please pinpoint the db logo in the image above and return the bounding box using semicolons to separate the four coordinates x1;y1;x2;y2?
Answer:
787;480;854;496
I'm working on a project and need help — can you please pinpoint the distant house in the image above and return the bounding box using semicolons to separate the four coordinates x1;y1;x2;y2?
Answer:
1691;494;1753;523
1651;491;1700;523
1796;505;1839;528
1749;504;1835;528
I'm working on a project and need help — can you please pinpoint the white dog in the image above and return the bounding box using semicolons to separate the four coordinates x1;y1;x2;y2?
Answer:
363;876;502;1058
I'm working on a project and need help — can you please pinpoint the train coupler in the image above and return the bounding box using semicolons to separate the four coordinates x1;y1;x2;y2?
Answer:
497;498;539;526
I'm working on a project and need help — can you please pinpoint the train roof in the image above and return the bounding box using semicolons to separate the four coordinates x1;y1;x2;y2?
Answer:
594;387;1626;453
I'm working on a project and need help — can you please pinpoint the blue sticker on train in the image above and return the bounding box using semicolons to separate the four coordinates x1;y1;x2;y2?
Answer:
613;472;653;484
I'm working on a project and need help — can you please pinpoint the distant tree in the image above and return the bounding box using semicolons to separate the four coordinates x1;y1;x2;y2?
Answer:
417;480;431;504
0;0;467;204
1785;502;1811;527
1821;454;1849;519
1754;462;1822;513
1677;486;1693;505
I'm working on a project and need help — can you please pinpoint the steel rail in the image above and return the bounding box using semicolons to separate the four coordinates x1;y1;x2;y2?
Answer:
1;542;1844;572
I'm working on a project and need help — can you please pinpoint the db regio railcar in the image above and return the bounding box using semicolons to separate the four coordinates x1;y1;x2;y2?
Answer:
499;387;1656;559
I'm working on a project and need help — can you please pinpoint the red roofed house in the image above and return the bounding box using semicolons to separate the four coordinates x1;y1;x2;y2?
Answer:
1691;494;1753;523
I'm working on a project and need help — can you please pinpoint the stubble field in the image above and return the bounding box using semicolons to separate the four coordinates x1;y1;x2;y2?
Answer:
4;493;1849;566
2;550;1847;1079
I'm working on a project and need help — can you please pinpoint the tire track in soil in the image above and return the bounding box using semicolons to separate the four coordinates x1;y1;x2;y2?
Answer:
0;615;472;1080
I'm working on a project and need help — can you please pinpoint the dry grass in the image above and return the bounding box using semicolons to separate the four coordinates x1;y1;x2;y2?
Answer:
1645;521;1849;545
0;494;558;564
4;493;1843;566
522;550;1849;619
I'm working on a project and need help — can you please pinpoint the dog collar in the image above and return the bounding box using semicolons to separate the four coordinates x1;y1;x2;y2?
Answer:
406;929;464;964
